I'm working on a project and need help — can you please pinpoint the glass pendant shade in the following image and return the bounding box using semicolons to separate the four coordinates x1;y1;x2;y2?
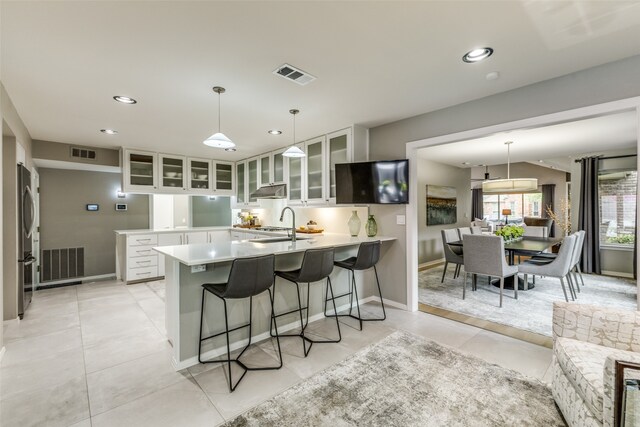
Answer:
203;132;235;149
482;178;538;193
282;145;305;158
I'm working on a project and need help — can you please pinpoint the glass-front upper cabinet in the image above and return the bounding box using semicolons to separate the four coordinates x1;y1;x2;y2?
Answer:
159;154;187;191
259;154;271;186
273;150;285;184
236;161;246;204
327;128;352;201
305;136;326;204
213;161;234;195
187;158;211;194
287;144;305;204
123;149;158;192
247;157;259;203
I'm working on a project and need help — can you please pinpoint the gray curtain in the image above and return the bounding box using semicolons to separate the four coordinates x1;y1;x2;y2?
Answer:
541;184;556;237
471;188;483;219
578;157;601;274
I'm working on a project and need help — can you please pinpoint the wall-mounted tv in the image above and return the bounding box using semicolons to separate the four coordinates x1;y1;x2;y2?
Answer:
335;160;409;204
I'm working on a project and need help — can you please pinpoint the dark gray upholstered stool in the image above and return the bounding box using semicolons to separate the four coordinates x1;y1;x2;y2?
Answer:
270;247;340;357
326;240;385;331
198;254;282;392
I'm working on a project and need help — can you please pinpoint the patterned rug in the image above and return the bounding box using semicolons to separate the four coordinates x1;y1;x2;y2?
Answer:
224;331;564;426
419;264;637;336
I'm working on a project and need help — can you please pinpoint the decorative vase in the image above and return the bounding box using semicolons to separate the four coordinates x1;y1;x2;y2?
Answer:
366;214;377;237
348;210;361;237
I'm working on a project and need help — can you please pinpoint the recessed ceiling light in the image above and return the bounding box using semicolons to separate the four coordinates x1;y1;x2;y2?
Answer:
485;71;500;81
225;147;236;152
100;129;118;135
462;47;493;63
461;162;470;165
268;130;282;135
538;160;545;163
113;96;137;104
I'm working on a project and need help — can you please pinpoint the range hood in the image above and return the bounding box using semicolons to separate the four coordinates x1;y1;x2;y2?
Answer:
250;184;287;199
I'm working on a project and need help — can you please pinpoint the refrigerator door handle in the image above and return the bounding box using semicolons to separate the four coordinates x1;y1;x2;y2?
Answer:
24;185;36;239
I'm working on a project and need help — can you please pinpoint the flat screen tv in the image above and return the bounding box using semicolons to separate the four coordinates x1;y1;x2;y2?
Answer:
335;160;409;204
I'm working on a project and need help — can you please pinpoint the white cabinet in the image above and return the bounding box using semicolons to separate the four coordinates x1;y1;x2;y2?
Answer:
213;161;234;195
247;157;259;204
184;231;207;244
233;158;260;208
326;128;352;203
305;136;327;205
287;143;306;206
207;230;230;243
122;149;158;193
159;154;187;192
258;149;287;187
125;233;160;282
187;158;212;194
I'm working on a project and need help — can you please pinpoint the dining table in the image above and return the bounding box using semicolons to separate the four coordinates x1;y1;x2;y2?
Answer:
447;236;563;290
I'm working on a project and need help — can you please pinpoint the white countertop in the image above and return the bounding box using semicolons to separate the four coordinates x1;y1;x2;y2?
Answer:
153;233;396;266
113;226;280;235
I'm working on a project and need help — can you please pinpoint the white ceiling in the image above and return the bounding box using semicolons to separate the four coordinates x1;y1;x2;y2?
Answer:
3;1;640;161
417;110;638;170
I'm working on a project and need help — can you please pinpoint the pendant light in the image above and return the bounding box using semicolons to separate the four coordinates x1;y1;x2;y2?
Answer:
482;141;538;193
282;109;306;158
203;86;236;149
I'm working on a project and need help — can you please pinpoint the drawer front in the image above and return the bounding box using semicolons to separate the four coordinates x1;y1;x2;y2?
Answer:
129;246;157;258
128;234;158;246
128;255;158;268
127;265;159;281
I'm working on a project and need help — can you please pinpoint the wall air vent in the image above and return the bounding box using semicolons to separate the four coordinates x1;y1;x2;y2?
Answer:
70;146;96;160
273;63;316;86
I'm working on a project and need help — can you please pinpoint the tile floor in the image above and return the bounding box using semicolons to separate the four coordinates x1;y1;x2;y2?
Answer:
1;278;553;427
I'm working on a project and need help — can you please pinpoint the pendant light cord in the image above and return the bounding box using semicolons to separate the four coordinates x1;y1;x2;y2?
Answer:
218;92;221;133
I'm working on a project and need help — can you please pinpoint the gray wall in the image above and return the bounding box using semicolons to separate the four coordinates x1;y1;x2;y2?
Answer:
39;169;149;278
369;55;640;307
418;159;471;264
191;196;232;227
33;139;119;167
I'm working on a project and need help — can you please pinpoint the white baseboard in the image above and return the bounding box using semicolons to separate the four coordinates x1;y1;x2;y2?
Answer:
39;273;117;288
601;270;635;279
363;295;408;311
173;297;371;371
0;346;5;363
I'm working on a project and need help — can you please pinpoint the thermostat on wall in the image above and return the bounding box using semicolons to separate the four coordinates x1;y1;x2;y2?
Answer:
115;204;128;211
86;204;99;211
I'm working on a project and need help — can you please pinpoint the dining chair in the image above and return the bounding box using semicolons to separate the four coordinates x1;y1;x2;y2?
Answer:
517;234;577;302
470;226;483;235
441;229;464;282
462;234;518;308
571;230;586;290
457;227;472;239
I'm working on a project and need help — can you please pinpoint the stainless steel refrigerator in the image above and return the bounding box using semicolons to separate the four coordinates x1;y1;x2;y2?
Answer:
18;163;36;318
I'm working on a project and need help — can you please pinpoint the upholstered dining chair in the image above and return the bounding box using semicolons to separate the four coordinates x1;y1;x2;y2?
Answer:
518;234;577;302
457;227;472;239
462;234;518;308
441;229;464;282
470;226;483;235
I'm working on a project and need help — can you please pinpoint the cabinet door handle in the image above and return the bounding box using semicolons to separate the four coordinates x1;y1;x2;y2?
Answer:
186;235;189;244
179;235;183;245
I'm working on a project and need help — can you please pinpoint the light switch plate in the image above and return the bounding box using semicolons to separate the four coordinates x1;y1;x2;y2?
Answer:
191;265;206;273
396;215;406;225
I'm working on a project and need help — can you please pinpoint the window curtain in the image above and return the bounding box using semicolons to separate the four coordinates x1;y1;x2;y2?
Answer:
578;157;601;274
471;188;483;220
541;184;556;237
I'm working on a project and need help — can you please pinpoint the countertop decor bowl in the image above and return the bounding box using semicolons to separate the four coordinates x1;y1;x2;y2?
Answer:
307;224;317;230
198;174;207;180
166;172;177;178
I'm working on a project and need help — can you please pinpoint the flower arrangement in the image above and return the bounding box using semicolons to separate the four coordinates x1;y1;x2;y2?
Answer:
546;198;571;236
495;225;524;241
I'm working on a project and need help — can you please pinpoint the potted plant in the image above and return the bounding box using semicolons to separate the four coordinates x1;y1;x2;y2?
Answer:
495;224;525;242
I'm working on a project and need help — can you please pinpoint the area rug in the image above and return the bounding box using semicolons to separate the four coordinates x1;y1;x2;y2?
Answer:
223;331;564;426
420;265;637;336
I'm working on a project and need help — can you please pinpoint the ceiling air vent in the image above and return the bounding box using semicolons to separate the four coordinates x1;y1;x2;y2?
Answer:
273;63;316;86
70;147;96;160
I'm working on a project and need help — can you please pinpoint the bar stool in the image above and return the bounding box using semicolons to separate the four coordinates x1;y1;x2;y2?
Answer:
198;254;282;392
270;247;340;357
325;240;385;331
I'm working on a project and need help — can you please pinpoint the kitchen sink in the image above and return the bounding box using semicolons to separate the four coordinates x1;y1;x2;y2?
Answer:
248;236;309;243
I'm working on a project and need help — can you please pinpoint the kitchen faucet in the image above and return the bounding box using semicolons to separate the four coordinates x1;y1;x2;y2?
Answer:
279;207;296;242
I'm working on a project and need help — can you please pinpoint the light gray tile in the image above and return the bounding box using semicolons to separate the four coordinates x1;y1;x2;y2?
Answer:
0;375;89;427
25;301;79;321
194;347;301;420
395;312;483;348
2;312;80;343
78;293;138;313
91;378;223;427
76;282;129;301
80;308;156;347
126;284;159;301
67;419;92;427
458;330;553;379
83;325;170;373
1;327;83;368
86;350;190;415
0;348;86;401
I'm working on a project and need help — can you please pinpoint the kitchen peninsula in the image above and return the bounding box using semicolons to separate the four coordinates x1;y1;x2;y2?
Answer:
152;231;395;370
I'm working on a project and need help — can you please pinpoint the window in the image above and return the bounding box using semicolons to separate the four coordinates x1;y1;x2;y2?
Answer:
599;170;637;247
482;192;542;223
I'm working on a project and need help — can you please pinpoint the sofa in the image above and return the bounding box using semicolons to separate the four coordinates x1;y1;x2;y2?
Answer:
552;302;640;426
